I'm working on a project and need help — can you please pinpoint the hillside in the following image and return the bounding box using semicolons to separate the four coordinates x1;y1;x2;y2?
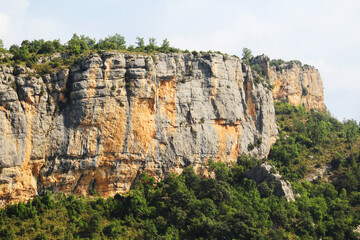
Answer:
0;36;325;205
2;36;360;239
0;102;359;239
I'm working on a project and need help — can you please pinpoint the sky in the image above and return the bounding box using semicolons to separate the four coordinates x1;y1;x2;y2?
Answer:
0;0;359;122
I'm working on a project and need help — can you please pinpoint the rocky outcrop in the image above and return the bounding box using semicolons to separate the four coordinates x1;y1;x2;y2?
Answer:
353;225;360;238
249;55;325;111
245;163;295;202
0;52;323;205
269;62;325;112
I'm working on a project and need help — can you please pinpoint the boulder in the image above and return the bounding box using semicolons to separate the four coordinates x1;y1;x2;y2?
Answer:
245;162;295;201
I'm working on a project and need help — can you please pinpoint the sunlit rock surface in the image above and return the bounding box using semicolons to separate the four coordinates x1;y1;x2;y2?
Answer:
0;52;324;205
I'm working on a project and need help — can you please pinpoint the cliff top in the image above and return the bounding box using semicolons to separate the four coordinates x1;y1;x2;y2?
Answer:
0;34;316;74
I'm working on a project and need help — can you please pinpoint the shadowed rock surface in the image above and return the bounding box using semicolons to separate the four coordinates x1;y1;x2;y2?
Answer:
245;162;295;202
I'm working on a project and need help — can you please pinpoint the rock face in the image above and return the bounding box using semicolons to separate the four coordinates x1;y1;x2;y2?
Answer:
249;55;325;111
269;62;325;112
0;52;323;205
245;163;295;202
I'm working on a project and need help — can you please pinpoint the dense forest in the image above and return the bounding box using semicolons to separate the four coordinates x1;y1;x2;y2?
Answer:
0;101;359;240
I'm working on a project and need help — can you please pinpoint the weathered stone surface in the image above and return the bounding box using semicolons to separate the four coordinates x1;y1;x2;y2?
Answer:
248;55;325;112
0;52;323;205
269;62;325;111
245;162;295;201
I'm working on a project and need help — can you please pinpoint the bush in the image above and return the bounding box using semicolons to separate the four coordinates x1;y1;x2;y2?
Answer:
103;221;123;238
270;59;286;71
0;226;16;240
87;213;102;233
136;37;145;50
258;182;272;198
34;232;48;240
0;39;5;53
251;63;264;77
96;33;126;50
302;86;308;96
242;48;253;63
37;41;56;54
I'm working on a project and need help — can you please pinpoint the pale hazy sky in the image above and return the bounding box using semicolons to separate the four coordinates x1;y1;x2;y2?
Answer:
0;0;359;121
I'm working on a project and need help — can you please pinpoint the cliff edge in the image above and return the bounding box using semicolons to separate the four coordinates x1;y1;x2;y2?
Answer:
0;52;325;205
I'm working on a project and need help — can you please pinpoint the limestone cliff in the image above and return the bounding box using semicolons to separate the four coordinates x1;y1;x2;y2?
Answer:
267;60;325;111
248;55;325;111
0;52;324;205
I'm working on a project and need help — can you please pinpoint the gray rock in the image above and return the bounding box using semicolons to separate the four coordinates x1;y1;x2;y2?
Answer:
245;163;295;201
0;51;324;205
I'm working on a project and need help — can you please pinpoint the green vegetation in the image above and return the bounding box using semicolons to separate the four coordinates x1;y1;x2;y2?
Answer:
270;58;309;71
241;47;253;64
1;153;360;239
240;48;273;90
269;59;286;71
6;34;178;63
0;38;360;239
0;39;6;53
199;117;205;124
302;86;308;96
0;38;305;95
268;101;360;182
0;34;182;75
1;102;359;239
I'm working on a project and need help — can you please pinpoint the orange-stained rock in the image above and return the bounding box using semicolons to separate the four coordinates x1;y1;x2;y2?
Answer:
269;62;325;112
0;52;324;206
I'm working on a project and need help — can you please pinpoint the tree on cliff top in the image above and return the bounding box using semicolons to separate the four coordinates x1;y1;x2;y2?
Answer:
242;47;253;64
0;39;5;53
161;38;170;52
136;37;145;50
96;34;126;50
66;34;92;55
147;37;157;52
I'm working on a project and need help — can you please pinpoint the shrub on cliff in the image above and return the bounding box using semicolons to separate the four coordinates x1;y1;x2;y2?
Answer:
66;34;95;55
0;39;5;53
37;40;58;54
95;33;126;50
147;37;157;52
160;38;170;52
9;44;34;64
242;47;253;64
270;58;286;71
135;36;145;50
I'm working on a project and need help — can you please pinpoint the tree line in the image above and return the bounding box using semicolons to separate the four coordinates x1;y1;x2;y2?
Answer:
0;102;359;239
0;34;180;68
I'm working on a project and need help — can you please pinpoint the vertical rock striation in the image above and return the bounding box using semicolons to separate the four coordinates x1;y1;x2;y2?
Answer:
0;52;325;205
249;55;325;111
269;62;325;111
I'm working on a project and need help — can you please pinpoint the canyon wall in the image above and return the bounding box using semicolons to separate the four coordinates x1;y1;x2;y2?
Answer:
0;52;325;205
